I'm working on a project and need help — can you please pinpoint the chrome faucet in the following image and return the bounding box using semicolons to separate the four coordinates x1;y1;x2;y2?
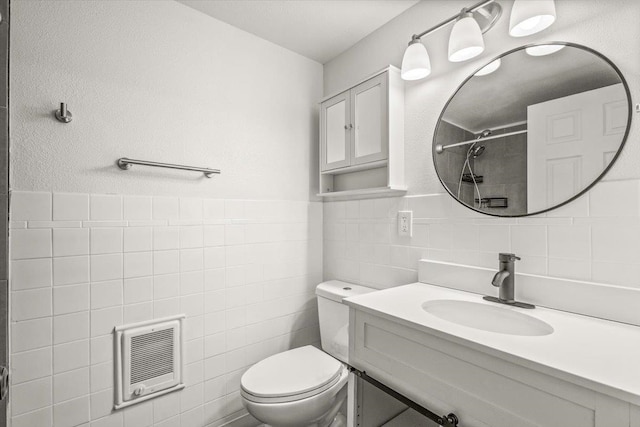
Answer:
492;253;519;302
483;253;535;309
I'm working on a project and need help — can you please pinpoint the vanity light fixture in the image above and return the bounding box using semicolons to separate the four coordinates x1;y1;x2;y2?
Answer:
401;38;431;80
448;11;485;62
400;0;502;81
525;44;565;56
509;0;556;37
474;58;501;76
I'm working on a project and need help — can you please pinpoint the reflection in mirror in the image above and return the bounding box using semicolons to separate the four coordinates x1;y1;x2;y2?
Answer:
433;43;631;217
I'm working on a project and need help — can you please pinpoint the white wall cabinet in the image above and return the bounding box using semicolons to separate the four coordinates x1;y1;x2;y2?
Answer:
321;91;351;171
319;66;405;199
631;404;640;427
321;73;388;171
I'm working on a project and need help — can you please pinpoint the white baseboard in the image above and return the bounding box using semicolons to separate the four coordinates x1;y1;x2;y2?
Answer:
206;410;260;427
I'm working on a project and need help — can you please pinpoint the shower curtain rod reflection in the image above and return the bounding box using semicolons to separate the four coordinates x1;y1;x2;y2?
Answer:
117;157;221;178
435;129;527;154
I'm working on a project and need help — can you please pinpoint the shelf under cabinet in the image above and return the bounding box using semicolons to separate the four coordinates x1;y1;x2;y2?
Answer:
317;186;407;200
321;160;388;176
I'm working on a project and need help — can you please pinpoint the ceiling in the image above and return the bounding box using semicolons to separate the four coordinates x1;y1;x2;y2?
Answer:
442;46;623;133
177;0;419;64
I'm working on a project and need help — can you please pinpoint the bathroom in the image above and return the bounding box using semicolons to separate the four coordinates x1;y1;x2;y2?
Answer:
3;0;640;426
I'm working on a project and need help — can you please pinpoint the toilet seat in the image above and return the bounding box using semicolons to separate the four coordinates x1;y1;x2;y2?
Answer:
241;345;346;404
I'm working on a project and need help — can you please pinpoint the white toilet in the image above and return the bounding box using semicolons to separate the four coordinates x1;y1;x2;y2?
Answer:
240;280;375;427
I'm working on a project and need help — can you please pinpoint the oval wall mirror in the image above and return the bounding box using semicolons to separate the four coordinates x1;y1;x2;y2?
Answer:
433;42;631;217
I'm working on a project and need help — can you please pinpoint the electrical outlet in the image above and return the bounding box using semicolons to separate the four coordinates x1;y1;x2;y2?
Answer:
398;211;413;237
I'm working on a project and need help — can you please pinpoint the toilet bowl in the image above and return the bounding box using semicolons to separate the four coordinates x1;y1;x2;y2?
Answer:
240;281;376;427
241;346;349;427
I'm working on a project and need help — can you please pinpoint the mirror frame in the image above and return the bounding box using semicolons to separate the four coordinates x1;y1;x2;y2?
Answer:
432;41;633;217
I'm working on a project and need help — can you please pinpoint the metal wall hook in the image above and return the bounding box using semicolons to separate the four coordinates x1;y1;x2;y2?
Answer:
55;102;72;123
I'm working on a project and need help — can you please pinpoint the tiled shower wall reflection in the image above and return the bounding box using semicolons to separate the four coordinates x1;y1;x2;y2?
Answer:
324;180;640;291
8;191;322;427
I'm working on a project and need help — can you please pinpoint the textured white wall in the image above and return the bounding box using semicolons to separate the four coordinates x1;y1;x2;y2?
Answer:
9;1;324;426
324;0;640;195
11;0;322;200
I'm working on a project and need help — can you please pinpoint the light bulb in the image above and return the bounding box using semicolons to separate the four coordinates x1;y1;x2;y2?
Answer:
448;13;485;63
475;58;501;76
509;0;556;37
401;40;431;81
525;44;565;56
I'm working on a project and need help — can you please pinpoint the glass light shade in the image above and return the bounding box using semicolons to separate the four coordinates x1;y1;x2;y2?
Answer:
474;58;501;76
448;15;485;63
401;41;431;81
525;44;565;56
509;0;556;37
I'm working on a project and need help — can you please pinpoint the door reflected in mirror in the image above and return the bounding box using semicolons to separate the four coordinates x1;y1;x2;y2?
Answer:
433;42;631;217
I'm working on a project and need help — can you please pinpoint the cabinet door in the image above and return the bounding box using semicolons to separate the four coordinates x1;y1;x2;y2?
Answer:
352;310;601;427
351;74;388;165
320;92;351;171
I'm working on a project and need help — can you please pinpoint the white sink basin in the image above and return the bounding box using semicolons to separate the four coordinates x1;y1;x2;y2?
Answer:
422;299;554;336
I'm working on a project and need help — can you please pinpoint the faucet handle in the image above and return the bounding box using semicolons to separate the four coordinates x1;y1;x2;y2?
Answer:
498;253;521;262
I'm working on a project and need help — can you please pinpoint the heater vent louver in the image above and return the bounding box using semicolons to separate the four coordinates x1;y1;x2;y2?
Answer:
130;328;174;385
114;315;185;410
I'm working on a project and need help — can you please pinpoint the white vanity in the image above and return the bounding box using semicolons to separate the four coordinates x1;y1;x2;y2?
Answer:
345;260;640;427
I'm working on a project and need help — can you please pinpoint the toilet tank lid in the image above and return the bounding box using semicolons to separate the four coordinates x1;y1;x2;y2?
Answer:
316;280;376;303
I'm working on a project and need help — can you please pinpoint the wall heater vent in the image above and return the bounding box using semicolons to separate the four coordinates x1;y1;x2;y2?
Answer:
114;315;185;409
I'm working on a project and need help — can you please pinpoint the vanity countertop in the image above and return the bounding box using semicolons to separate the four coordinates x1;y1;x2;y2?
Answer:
345;282;640;405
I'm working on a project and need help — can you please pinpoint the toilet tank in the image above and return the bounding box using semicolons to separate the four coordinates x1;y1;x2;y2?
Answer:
316;280;376;364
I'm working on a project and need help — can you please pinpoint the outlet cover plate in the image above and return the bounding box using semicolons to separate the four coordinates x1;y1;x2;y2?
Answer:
398;211;413;237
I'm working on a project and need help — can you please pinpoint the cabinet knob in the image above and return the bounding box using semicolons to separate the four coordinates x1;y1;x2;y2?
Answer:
344;125;349;130
349;124;354;129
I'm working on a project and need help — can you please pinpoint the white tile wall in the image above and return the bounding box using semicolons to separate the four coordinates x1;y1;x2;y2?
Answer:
11;191;52;221
91;228;123;255
54;256;90;286
324;180;640;291
9;191;323;427
11;228;52;259
54;340;89;374
11;347;52;384
12;406;52;427
53;228;90;257
53;283;89;315
53;193;90;221
11;258;52;290
12;317;52;352
90;195;123;221
123;196;152;221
